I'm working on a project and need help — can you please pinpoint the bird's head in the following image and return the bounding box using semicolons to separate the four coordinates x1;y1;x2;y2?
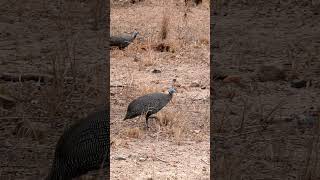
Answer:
168;87;176;95
132;30;139;39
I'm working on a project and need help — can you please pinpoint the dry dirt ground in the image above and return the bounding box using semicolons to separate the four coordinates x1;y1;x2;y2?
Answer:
212;0;320;179
110;0;210;179
0;0;107;179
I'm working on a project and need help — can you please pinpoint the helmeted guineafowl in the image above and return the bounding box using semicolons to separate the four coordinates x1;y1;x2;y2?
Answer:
123;87;176;128
110;30;139;49
46;107;109;180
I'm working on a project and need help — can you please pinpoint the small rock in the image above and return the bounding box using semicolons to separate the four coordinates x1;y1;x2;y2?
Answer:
256;65;286;82
291;79;307;88
31;99;38;105
190;82;200;87
201;86;206;89
114;156;126;161
151;69;161;73
138;157;147;161
194;130;200;134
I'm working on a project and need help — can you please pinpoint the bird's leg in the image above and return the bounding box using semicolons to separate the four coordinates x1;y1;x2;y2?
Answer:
145;115;150;129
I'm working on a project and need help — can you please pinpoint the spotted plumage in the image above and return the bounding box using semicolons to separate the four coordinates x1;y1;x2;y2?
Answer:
46;107;109;180
124;87;176;128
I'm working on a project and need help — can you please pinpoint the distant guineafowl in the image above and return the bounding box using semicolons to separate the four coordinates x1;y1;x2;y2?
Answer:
110;30;139;49
123;87;176;128
46;107;109;180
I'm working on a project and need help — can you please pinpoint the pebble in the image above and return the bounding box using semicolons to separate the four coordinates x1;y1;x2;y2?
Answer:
190;81;200;87
151;69;161;73
114;156;126;161
291;79;307;88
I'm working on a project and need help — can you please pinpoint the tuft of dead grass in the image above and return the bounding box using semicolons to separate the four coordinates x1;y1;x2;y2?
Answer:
199;37;209;45
12;121;44;141
157;110;186;142
152;43;176;53
125;127;142;138
141;57;154;67
157;110;177;127
171;126;184;144
159;9;170;41
140;36;157;67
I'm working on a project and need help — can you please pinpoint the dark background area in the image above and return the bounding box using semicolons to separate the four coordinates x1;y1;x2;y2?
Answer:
211;0;320;179
0;0;108;179
2;0;320;179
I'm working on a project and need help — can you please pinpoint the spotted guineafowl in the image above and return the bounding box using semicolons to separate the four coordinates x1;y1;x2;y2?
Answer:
110;30;139;49
46;107;109;180
123;87;176;128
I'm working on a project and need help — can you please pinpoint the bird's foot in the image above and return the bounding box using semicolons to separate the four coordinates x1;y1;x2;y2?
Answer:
144;125;150;131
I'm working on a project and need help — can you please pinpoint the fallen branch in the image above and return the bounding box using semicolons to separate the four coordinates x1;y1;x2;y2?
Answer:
0;72;53;82
0;72;76;84
110;85;125;88
153;157;169;164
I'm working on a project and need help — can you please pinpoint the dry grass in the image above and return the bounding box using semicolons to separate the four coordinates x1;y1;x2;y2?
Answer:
141;56;155;67
199;37;209;45
157;110;180;128
157;110;186;142
159;9;170;41
125;127;143;138
12;121;44;141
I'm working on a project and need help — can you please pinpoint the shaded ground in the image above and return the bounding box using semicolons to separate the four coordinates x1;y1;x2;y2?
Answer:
0;0;107;179
110;0;210;179
212;1;320;179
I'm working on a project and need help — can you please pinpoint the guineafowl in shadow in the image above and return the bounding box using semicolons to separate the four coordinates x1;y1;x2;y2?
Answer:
46;106;109;180
110;30;139;49
123;87;176;128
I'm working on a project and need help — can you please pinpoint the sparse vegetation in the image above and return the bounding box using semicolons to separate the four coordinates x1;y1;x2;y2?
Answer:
111;0;209;178
159;10;169;41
